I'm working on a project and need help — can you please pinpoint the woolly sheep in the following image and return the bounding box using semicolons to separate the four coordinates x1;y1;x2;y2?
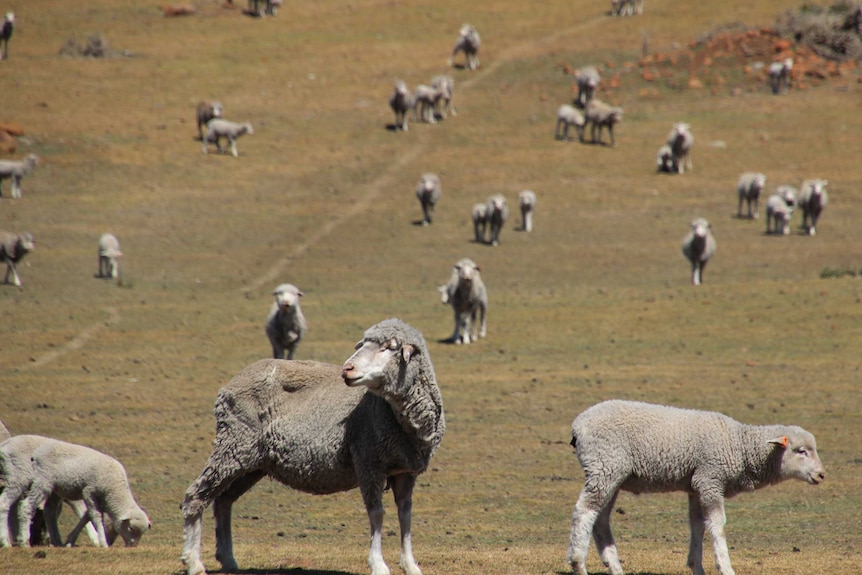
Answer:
769;58;793;95
472;203;488;243
485;193;509;246
585;100;623;147
567;400;824;575
737;172;767;219
415;173;442;225
666;122;694;173
798;178;829;236
574;66;600;108
196;101;224;141
518;190;536;232
412;84;440;124
0;12;14;60
0;230;34;288
97;233;122;280
390;80;412;132
202;119;253;157
438;258;487;344
555;105;586;142
656;144;674;173
0;153;39;198
681;218;716;286
248;0;282;17
610;0;643;16
181;318;445;575
431;75;456;119
765;185;797;235
448;24;480;70
265;283;307;360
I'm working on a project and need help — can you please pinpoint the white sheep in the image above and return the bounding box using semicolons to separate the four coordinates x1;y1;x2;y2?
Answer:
0;12;14;60
768;58;793;94
202;119;253;157
448;24;481;70
574;66;600;108
415;173;442;225
555;105;586;142
736;172;767;220
518;190;536;232
485;193;509;246
0;230;34;288
438;258;488;344
471;203;489;244
765;185;797;235
666;122;694;173
97;233;122;280
431;75;456;119
0;153;39;199
682;218;716;286
264;283;307;360
610;0;643;16
656;144;674;173
196;101;224;141
181;318;445;575
390;80;412;132
567;400;824;575
411;84;440;124
248;0;282;16
585;100;623;147
798;178;829;236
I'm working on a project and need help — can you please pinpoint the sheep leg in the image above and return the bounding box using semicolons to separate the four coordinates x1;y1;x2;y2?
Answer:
361;480;391;575
16;485;50;547
214;470;265;572
0;483;26;546
703;500;735;575
229;137;238;158
686;494;708;575
478;304;487;339
42;494;65;546
64;499;101;546
691;262;701;286
11;175;21;199
567;488;606;575
591;491;623;575
391;474;422;575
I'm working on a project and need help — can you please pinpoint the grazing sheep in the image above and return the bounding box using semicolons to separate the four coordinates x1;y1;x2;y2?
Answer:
574;66;601;108
438;258;488;344
656;144;674;173
202;119;253;157
765;186;797;235
0;153;39;199
768;58;793;94
448;24;481;70
555;105;586;142
181;318;445;575
411;84;440;124
97;233;122;280
14;437;150;548
265;283;307;360
798;179;829;236
485;193;509;246
431;75;456;119
196;101;224;141
0;230;34;288
665;122;694;174
518;190;536;232
390;80;412;132
585;100;623;147
415;173;442;225
567;400;824;575
610;0;643;16
471;203;488;243
0;12;13;60
681;218;716;286
737;172;767;219
248;0;282;16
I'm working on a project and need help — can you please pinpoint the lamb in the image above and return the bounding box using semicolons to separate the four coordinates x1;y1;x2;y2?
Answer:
430;75;456;119
574;66;600;108
0;153;39;198
181;318;445;575
201;119;253;157
736;172;767;220
390;80;412;132
765;185;797;235
415;173;442;225
610;0;643;16
195;101;224;141
681;218;716;286
438;258;487;344
448;24;481;70
0;12;14;60
97;233;122;280
0;230;34;288
555;105;586;142
518;190;536;232
471;203;488;243
666;122;694;173
264;283;307;360
656;144;674;173
485;193;509;246
797;178;829;236
567;400;824;575
584;100;623;147
768;58;793;94
411;84;441;124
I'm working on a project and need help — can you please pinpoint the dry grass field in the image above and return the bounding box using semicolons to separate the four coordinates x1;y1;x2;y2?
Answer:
1;0;861;574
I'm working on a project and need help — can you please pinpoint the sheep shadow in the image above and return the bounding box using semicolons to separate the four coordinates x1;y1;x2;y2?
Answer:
411;219;430;227
226;569;356;575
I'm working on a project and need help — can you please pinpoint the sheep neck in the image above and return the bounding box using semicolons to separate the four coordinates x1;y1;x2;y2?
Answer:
377;365;445;454
736;425;785;491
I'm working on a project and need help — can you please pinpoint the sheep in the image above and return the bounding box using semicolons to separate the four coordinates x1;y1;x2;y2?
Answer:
390;80;412;132
471;203;488;243
798;178;829;236
248;0;282;16
518;190;536;232
485;193;509;246
181;318;445;575
0;12;14;61
195;101;224;141
574;66;601;108
0;230;34;288
415;173;442;225
411;84;440;124
567;399;824;575
264;283;307;360
737;172;767;219
13;437;150;548
656;144;674;173
97;233;122;280
448;24;480;70
610;0;643;16
438;258;487;344
0;153;39;198
765;185;797;235
584;100;623;147
555;105;586;142
430;75;456;119
768;58;793;95
201;119;253;157
666;122;694;173
681;218;716;286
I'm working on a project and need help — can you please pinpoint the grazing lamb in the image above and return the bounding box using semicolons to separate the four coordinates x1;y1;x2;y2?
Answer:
195;101;224;141
438;258;488;344
415;173;442;225
737;172;767;219
567;400;824;575
97;233;122;280
768;58;793;95
485;193;509;246
765;185;797;235
574;66;601;108
448;24;481;70
430;75;456;119
0;230;34;288
584;100;623;147
265;283;307;360
518;190;536;232
681;218;716;286
555;105;586;142
0;153;39;199
798;178;829;236
610;0;643;16
181;318;445;575
471;203;488;243
412;84;441;124
390;80;412;132
656;144;674;173
202;119;253;157
666;122;694;173
0;12;13;60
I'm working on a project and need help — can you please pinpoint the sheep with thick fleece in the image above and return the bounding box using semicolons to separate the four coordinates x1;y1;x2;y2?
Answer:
202;119;253;157
769;58;793;94
585;100;623;147
415;173;442;225
765;185;797;235
97;233;122;279
555;105;585;142
682;218;716;286
430;75;456;119
519;190;536;232
448;24;480;70
567;400;824;575
181;318;445;575
737;172;767;219
438;258;487;344
411;84;440;124
265;283;307;360
390;80;412;132
485;193;509;246
667;122;694;173
610;0;643;16
472;203;488;243
196;101;223;141
0;153;39;198
798;178;828;236
0;230;34;288
574;66;600;108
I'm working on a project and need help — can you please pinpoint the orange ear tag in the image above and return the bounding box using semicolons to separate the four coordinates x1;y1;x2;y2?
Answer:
780;436;788;448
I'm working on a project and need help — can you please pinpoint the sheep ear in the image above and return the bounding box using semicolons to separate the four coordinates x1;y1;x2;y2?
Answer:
297;290;304;297
401;344;416;362
768;436;789;449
